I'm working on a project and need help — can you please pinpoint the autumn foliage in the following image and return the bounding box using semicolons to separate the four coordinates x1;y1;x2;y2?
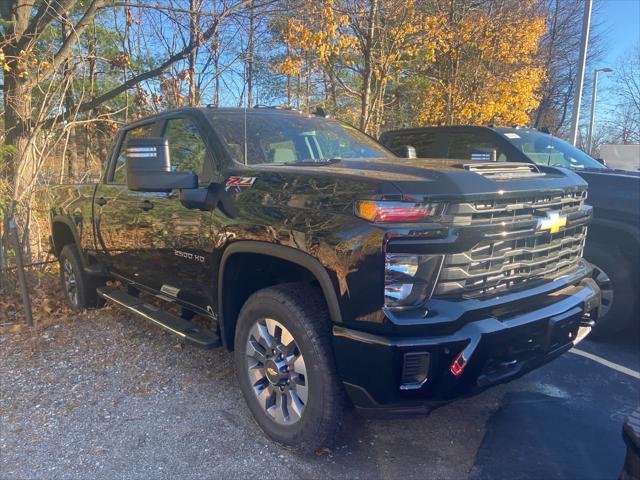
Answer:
273;0;546;134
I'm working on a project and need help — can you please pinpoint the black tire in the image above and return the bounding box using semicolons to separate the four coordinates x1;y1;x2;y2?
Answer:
234;283;344;450
585;243;638;335
59;244;104;311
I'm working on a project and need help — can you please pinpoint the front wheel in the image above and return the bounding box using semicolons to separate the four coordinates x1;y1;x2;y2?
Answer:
59;245;104;311
234;283;344;450
585;243;638;335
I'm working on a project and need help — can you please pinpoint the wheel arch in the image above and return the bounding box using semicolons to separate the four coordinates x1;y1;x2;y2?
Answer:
51;216;84;261
217;241;343;350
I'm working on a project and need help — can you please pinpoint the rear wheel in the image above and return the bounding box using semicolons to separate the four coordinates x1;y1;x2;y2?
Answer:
59;245;104;311
234;283;344;450
585;243;638;335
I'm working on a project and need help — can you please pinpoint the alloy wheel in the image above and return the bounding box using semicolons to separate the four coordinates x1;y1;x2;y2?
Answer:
62;258;78;307
245;318;308;425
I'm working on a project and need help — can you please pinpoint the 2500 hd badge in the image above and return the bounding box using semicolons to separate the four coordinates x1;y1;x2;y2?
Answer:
174;249;205;263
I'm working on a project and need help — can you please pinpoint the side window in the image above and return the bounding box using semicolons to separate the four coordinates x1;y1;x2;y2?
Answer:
111;123;156;184
446;132;507;162
163;118;212;182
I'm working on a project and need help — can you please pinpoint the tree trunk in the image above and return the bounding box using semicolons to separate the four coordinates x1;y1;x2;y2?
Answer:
85;21;98;171
246;0;255;108
188;0;200;106
359;0;378;133
62;12;78;181
3;74;33;198
2;0;34;200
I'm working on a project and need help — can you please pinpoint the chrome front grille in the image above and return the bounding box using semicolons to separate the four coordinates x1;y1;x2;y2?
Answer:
435;190;588;299
446;190;586;226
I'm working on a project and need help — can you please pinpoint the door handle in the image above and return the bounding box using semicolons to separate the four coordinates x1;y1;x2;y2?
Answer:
96;197;108;206
138;200;154;211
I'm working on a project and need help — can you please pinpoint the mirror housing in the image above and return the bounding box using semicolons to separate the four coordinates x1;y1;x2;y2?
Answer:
125;137;197;192
471;148;497;162
399;145;417;159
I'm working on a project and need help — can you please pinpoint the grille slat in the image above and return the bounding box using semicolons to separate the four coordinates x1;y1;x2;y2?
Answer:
435;190;588;299
447;191;586;226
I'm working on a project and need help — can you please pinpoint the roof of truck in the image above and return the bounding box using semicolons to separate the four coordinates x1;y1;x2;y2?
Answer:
380;125;543;136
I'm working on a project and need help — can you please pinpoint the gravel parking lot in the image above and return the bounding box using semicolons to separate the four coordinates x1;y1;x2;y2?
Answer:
1;308;638;480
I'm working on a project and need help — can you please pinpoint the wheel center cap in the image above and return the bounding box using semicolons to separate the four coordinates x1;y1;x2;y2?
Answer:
265;359;282;385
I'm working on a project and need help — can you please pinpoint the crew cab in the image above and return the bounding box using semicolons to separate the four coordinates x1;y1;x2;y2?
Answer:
380;125;639;335
50;108;600;449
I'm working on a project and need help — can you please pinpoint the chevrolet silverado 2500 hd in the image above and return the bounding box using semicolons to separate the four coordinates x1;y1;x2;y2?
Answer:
50;107;600;449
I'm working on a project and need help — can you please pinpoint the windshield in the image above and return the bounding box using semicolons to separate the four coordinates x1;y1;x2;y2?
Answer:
209;112;393;165
500;130;606;170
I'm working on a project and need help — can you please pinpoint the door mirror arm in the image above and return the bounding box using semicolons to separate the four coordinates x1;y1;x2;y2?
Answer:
179;183;239;217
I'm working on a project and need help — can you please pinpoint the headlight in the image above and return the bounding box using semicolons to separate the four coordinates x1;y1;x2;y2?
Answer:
384;254;443;309
355;200;443;223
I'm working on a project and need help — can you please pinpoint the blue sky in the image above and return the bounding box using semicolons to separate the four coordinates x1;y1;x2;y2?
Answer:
591;0;639;123
598;0;639;65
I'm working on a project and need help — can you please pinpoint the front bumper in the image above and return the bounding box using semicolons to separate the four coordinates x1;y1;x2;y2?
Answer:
332;271;600;413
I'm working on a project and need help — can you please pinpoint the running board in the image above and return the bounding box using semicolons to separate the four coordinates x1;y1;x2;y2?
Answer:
97;286;221;349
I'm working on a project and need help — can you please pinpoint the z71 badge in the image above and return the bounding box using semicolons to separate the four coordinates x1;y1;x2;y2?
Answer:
225;176;256;192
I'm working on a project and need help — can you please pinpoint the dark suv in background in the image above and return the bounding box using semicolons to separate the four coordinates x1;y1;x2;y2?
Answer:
380;126;639;335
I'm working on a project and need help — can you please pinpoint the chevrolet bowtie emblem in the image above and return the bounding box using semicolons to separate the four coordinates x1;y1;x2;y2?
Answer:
536;211;567;233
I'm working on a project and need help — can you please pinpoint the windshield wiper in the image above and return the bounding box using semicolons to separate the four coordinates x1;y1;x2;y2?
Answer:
282;158;341;166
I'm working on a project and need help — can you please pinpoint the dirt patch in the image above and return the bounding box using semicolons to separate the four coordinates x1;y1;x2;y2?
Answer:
0;306;504;479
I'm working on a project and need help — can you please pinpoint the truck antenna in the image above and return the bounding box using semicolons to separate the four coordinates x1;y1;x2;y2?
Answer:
243;106;248;166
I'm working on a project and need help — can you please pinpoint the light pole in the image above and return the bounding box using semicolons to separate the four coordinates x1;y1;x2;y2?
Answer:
569;0;593;146
587;67;613;155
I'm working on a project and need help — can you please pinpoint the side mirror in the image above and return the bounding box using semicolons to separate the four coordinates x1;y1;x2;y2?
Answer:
125;137;197;192
596;157;607;166
399;145;417;159
471;148;497;162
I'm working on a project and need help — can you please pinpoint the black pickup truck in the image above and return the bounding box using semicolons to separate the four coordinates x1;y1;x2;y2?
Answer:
380;126;639;335
50;108;600;449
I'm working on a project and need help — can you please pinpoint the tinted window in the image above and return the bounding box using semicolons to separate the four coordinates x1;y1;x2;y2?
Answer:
500;130;606;169
382;131;440;157
111;123;156;184
210;113;391;165
163;118;212;181
446;132;507;162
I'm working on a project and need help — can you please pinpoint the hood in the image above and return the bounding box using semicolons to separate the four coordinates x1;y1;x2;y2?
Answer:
579;167;640;178
246;157;587;203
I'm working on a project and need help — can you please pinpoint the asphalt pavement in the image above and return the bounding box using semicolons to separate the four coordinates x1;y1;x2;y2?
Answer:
1;309;638;479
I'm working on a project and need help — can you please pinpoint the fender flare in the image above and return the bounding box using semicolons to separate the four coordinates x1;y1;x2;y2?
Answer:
50;214;88;267
217;241;343;346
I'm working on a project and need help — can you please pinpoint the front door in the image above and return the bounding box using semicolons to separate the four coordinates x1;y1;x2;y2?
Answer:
133;115;225;312
96;114;226;313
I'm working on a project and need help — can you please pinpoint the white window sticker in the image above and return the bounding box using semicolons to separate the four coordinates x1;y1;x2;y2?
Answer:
504;133;521;139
